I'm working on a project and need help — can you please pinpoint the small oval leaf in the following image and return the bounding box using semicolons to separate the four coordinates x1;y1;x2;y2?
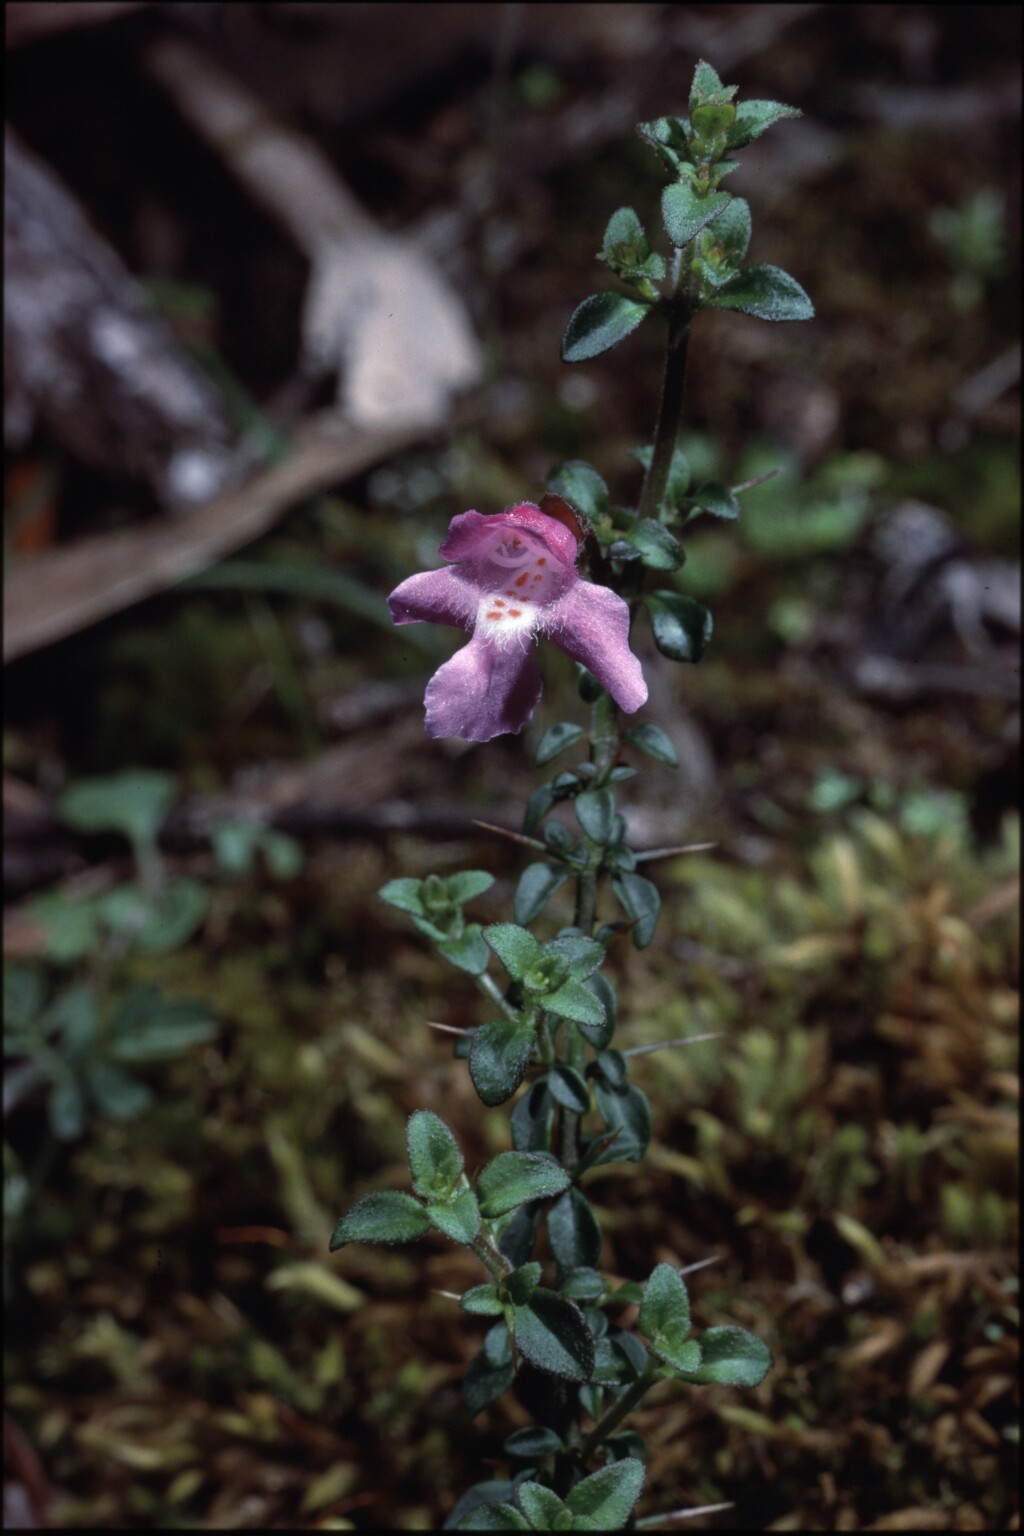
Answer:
562;293;651;364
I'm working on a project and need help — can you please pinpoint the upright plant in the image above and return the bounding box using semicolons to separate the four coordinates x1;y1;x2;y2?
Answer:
329;62;812;1530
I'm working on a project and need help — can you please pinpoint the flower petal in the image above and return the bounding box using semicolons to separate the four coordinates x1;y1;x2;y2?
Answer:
542;582;648;714
439;504;579;570
424;631;543;741
388;567;476;629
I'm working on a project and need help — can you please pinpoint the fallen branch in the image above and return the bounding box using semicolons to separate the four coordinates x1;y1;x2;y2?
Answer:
3;413;418;661
143;34;481;430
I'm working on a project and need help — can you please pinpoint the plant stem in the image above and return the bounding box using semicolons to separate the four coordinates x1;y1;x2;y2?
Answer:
638;249;695;526
576;1363;661;1461
476;969;520;1022
471;1232;513;1282
559;690;621;1168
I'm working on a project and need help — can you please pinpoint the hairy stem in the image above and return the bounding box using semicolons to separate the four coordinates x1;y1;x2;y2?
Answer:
559;690;621;1167
638;249;695;526
476;969;520;1022
576;1363;661;1462
471;1232;513;1282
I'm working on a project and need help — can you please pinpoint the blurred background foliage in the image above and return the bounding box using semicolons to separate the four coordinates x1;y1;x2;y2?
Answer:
3;3;1019;1529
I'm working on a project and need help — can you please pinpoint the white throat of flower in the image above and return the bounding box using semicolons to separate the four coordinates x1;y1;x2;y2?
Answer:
474;533;562;648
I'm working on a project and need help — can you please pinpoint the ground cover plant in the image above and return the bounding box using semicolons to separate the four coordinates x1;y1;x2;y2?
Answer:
3;5;1019;1530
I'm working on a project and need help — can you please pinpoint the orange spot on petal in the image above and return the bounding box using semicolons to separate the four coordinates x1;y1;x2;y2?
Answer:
515;573;530;587
509;609;522;617
486;610;503;621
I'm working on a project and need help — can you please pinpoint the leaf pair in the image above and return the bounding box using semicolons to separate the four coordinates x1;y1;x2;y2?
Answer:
459;1457;645;1531
329;1113;572;1252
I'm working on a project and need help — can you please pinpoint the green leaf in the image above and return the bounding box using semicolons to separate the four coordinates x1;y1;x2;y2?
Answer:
656;1337;703;1377
645;590;713;664
107;991;216;1062
535;722;587;766
510;1080;555;1153
210;819;262;876
59;769;176;851
470;1019;536;1106
640;1263;691;1340
614;1330;650;1381
457;1504;530;1531
592;1082;652;1163
407;1110;464;1198
464;1350;516;1417
461;1285;504;1317
426;1187;481;1246
546;462;609;522
637;116;689;175
600;205;646;266
446;870;495;904
680;1325;772;1387
49;1076;86;1140
378;878;425;916
561;293;652;364
690;60;731;107
483;1318;514;1367
559;1267;605;1302
547;1065;591;1115
505;1425;564;1459
592;1335;638;1385
728;99;801;149
4;966;46;1039
438;925;491;975
611;871;661;949
477;1152;570;1219
502;1261;543;1306
577;974;616;1050
594;1049;628;1091
708;264;814;321
624;723;678;767
602;1431;648;1464
329;1191;430;1250
575;789;615;845
47;984;97;1055
523;785;557;836
697;196;751;277
622;519;685;571
689;481;740;520
639;1263;697;1369
513;1290;595;1382
548;1188;603;1270
514;864;571;926
113;879;210;955
87;1063;153;1121
498;1203;543;1269
485;924;541;981
691;103;737;142
451;1478;529;1531
599;208;665;284
566;1458;645;1527
27;893;98;964
661;184;731;248
543;978;606;1027
544;936;605;981
517;1482;568;1528
260;828;303;879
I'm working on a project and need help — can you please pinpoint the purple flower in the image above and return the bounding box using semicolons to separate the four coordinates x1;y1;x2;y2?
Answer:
388;502;648;742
